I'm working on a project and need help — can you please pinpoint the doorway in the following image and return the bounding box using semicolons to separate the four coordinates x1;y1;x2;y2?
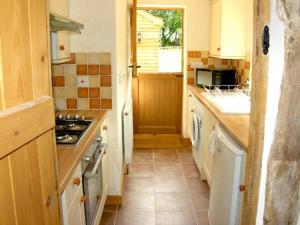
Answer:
132;8;184;142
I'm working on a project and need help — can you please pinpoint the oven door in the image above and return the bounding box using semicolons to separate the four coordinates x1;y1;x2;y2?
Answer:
83;143;105;225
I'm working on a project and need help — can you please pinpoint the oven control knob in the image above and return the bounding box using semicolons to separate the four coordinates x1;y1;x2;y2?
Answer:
66;114;71;120
83;156;91;163
96;137;102;143
81;116;85;120
57;114;64;120
74;114;80;120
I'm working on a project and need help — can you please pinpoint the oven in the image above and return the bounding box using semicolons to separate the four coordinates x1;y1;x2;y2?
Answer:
81;135;107;225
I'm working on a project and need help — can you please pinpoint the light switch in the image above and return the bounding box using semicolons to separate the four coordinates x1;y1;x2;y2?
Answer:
77;76;89;87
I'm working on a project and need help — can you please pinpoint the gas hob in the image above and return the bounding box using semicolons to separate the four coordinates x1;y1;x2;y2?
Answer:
55;114;95;145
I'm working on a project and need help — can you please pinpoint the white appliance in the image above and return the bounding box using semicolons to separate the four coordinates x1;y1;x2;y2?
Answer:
191;98;204;172
208;124;246;225
122;98;134;164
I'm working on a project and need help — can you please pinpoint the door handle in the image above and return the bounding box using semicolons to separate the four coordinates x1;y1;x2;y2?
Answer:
129;65;141;69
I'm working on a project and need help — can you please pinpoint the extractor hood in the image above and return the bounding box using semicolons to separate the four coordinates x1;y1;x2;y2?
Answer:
49;13;84;33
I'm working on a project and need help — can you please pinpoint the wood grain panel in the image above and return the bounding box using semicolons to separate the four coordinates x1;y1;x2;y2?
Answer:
0;0;34;108
29;0;51;97
0;0;61;224
0;97;55;159
133;74;183;134
0;158;17;225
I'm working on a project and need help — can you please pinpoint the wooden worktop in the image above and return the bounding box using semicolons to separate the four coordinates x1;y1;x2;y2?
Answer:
56;110;108;193
189;85;250;150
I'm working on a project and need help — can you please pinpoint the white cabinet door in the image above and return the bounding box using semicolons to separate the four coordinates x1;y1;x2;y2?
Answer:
61;163;86;225
209;0;246;59
49;0;71;63
187;91;194;140
49;0;68;16
201;107;218;187
210;0;221;57
67;189;86;225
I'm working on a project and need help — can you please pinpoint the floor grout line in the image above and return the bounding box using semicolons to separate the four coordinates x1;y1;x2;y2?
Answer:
177;148;200;225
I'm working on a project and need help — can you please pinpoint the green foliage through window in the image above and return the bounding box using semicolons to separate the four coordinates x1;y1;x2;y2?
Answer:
146;10;183;47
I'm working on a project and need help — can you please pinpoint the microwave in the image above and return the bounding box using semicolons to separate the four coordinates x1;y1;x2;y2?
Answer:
195;68;236;88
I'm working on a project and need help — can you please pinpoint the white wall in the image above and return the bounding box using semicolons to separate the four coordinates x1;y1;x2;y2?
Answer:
255;0;284;224
69;0;130;195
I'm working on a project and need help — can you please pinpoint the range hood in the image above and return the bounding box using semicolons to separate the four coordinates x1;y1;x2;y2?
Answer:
50;13;84;33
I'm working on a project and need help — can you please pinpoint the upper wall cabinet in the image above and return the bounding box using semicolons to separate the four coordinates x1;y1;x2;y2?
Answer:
49;0;70;64
209;0;246;59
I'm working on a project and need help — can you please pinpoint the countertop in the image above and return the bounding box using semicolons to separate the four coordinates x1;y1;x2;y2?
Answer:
189;85;250;150
56;110;108;193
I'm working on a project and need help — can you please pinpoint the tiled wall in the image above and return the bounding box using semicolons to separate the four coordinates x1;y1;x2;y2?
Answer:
187;51;251;86
52;52;112;110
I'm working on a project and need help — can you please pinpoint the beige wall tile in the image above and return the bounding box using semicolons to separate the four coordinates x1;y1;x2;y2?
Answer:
100;87;112;99
100;53;111;65
77;99;89;110
88;53;101;65
52;65;64;76
188;71;195;78
208;58;214;66
89;75;100;87
66;88;77;98
75;53;87;64
53;87;65;98
55;98;66;110
65;76;77;88
64;64;76;75
201;51;209;58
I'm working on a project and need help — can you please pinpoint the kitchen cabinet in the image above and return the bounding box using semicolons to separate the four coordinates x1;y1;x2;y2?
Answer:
187;90;194;140
49;0;71;63
0;0;61;224
61;163;86;225
209;0;246;59
201;106;218;187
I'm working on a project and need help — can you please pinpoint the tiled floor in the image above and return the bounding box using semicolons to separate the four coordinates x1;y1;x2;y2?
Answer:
100;147;210;225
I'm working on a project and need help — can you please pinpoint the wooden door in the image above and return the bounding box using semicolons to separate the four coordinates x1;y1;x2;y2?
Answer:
131;8;184;134
0;0;61;225
133;73;183;134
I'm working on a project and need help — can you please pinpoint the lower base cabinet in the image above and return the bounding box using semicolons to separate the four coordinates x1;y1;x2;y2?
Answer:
61;163;86;225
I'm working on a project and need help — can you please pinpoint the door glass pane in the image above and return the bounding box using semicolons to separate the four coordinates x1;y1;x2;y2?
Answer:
137;9;183;73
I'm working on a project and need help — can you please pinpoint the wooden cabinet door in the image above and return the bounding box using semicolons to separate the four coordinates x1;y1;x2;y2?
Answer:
0;0;61;225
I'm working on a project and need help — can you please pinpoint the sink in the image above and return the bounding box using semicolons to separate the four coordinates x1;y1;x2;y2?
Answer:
202;92;251;114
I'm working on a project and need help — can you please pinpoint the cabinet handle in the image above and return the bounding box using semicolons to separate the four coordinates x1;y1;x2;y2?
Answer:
217;47;221;51
191;109;194;113
189;94;192;97
73;177;81;186
103;125;107;131
239;185;246;192
59;45;65;51
80;196;87;204
124;112;128;116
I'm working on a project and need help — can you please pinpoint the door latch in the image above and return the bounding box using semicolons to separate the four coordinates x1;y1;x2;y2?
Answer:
262;25;270;55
